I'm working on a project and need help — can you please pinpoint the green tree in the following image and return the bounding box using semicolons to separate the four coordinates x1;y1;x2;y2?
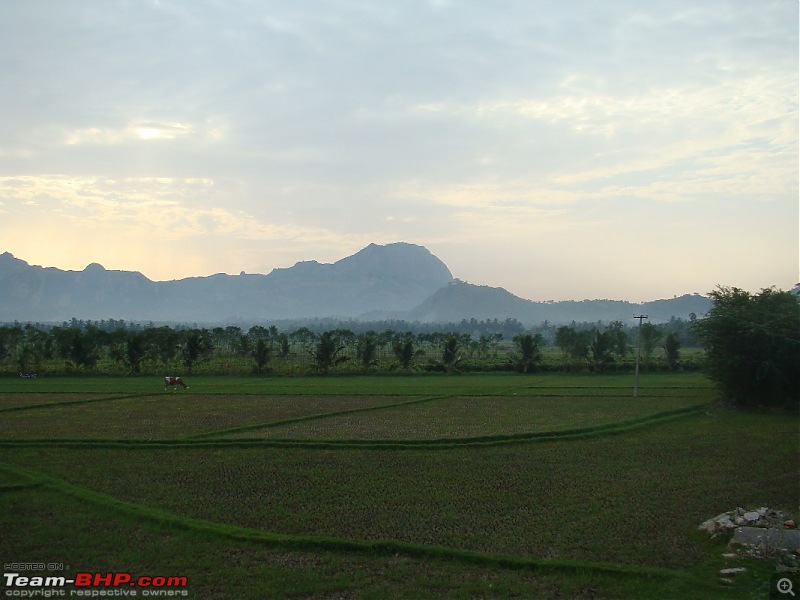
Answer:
145;326;180;372
555;325;590;370
106;328;129;369
640;323;663;369
607;321;629;359
312;330;348;375
125;333;146;374
663;332;681;372
356;331;379;372
588;328;615;373
182;330;212;374
555;325;576;366
0;326;14;364
66;328;99;371
290;327;316;371
252;338;271;373
392;333;420;371
276;333;290;359
693;286;800;407
512;333;544;373
438;334;463;374
16;324;47;373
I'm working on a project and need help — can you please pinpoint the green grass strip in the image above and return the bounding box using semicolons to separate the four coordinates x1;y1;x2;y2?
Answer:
0;461;696;581
0;403;710;450
198;403;711;449
183;393;456;440
0;392;162;413
0;464;44;491
0;480;43;491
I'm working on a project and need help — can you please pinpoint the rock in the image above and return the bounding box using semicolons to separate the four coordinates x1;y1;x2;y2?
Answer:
700;513;734;532
732;527;800;552
700;507;799;557
744;511;761;522
699;518;717;533
719;567;747;576
714;511;733;522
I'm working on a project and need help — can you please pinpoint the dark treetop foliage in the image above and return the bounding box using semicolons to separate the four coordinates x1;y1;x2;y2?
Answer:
692;286;800;408
1;316;705;376
512;333;544;373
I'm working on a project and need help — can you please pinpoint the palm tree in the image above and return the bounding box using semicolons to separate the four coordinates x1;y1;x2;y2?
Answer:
392;334;420;371
356;331;379;372
182;330;212;375
589;328;615;372
512;333;544;373
253;338;271;373
663;333;681;371
439;334;463;374
312;331;348;375
125;333;146;374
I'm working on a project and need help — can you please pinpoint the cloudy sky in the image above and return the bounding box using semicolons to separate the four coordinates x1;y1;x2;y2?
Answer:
1;0;797;302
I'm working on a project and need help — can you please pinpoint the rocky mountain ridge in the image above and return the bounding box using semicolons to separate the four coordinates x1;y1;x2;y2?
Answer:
0;243;711;324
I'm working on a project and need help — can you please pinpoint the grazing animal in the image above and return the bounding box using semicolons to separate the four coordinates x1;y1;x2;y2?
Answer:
164;376;188;390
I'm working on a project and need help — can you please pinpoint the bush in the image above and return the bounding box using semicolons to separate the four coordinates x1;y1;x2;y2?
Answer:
693;286;800;408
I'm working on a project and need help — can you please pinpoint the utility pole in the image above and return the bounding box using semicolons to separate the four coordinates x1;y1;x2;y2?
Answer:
633;315;648;397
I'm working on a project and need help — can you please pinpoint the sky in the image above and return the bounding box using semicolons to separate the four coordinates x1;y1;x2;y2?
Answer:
1;0;797;302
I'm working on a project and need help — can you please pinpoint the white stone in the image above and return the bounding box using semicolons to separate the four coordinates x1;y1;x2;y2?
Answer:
714;511;733;521
718;515;736;530
744;511;760;522
719;568;747;576
699;519;717;533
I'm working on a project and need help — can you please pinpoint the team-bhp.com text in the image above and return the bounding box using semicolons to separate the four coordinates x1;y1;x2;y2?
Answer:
3;572;188;597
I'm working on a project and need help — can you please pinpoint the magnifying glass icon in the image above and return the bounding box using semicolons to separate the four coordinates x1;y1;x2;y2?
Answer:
778;578;796;596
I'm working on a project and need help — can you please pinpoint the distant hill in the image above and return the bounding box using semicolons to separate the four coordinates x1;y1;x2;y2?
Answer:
401;279;711;324
0;243;453;322
0;243;712;324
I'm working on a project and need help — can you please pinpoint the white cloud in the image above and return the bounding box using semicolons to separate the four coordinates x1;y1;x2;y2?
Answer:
0;175;337;243
62;119;227;146
0;0;796;298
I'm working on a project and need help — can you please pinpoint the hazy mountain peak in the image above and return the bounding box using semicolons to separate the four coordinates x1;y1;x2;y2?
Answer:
0;251;26;266
0;243;454;321
0;244;711;323
337;242;453;281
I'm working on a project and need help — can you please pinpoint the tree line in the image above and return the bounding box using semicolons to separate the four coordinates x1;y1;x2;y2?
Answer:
3;286;795;408
0;318;698;377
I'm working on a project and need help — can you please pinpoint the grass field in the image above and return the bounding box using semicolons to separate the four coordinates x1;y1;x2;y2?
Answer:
1;373;797;599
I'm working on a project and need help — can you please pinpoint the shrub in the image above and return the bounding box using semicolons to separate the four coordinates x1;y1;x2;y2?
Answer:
693;286;799;407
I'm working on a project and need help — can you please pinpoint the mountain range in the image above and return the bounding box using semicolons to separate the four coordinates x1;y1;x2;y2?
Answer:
0;243;711;324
